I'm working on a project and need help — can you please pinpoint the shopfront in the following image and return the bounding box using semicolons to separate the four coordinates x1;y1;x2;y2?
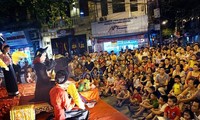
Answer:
91;15;149;53
51;34;87;56
2;30;40;66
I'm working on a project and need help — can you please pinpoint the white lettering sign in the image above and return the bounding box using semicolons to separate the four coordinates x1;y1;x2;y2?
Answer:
91;15;148;37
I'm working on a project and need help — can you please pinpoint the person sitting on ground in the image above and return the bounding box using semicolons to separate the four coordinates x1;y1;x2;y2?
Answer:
155;67;169;95
144;86;161;100
84;56;94;72
25;67;36;83
172;64;186;84
177;77;199;111
185;64;200;88
143;75;153;94
110;75;122;96
78;73;96;92
116;86;130;107
103;72;115;96
99;75;108;96
164;96;181;120
133;74;142;90
188;54;198;70
49;70;88;120
180;109;195;120
146;95;168;120
168;75;183;97
127;87;142;116
74;64;84;78
191;99;200;120
133;92;159;118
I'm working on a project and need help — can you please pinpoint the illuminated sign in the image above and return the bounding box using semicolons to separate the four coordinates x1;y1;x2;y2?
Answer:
3;31;28;46
92;15;148;37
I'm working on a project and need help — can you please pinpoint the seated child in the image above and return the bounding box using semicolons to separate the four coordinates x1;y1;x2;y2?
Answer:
180;109;195;120
99;75;108;96
127;87;142;116
168;75;183;97
164;96;181;120
25;67;36;83
78;73;96;92
143;75;153;93
146;95;168;120
116;86;130;107
103;73;115;95
133;92;159;118
133;74;142;89
110;75;122;96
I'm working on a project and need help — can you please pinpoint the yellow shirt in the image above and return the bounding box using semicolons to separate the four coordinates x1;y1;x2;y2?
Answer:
66;83;85;109
111;55;117;61
173;83;182;95
189;60;197;68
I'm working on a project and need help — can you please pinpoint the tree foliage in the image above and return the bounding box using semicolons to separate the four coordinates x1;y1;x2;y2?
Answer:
162;28;174;38
1;0;75;29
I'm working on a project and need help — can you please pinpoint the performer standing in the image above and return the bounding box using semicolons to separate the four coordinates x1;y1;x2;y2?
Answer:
0;45;19;96
33;47;55;103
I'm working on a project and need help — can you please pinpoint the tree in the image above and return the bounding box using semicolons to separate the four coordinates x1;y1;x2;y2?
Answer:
162;28;174;38
160;0;200;33
21;0;75;29
0;0;75;30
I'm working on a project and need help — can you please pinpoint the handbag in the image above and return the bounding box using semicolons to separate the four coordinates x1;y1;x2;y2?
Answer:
65;109;89;120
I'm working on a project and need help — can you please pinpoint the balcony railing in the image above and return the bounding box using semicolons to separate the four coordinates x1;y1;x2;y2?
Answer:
70;16;96;27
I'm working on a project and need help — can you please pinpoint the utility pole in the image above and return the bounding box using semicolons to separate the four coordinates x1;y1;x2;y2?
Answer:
155;0;162;46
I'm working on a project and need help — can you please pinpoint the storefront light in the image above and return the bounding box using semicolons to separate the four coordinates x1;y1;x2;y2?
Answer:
162;20;168;25
182;19;187;22
80;12;84;15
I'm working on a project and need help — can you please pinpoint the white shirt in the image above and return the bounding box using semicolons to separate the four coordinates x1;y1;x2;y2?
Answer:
159;103;168;112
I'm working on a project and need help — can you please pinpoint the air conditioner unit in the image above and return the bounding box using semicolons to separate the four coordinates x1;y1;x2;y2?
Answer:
99;17;107;21
99;17;104;21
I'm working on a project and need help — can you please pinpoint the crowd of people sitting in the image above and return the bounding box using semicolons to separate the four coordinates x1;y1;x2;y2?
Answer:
66;42;200;120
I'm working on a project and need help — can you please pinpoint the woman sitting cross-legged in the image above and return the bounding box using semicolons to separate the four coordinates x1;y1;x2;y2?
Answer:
49;70;89;120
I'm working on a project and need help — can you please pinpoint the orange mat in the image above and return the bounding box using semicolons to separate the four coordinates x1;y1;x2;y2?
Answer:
80;88;100;102
87;99;129;120
0;83;129;120
36;99;129;120
0;83;35;99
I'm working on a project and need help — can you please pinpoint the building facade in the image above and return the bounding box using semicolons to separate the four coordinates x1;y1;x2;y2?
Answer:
88;0;149;53
42;0;149;56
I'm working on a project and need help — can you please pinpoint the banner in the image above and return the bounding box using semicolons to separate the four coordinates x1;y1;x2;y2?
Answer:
3;31;28;46
57;28;75;37
29;30;39;40
91;15;148;37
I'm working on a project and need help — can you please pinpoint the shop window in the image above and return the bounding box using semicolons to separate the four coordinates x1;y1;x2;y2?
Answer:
112;0;125;13
101;0;108;16
130;0;138;12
